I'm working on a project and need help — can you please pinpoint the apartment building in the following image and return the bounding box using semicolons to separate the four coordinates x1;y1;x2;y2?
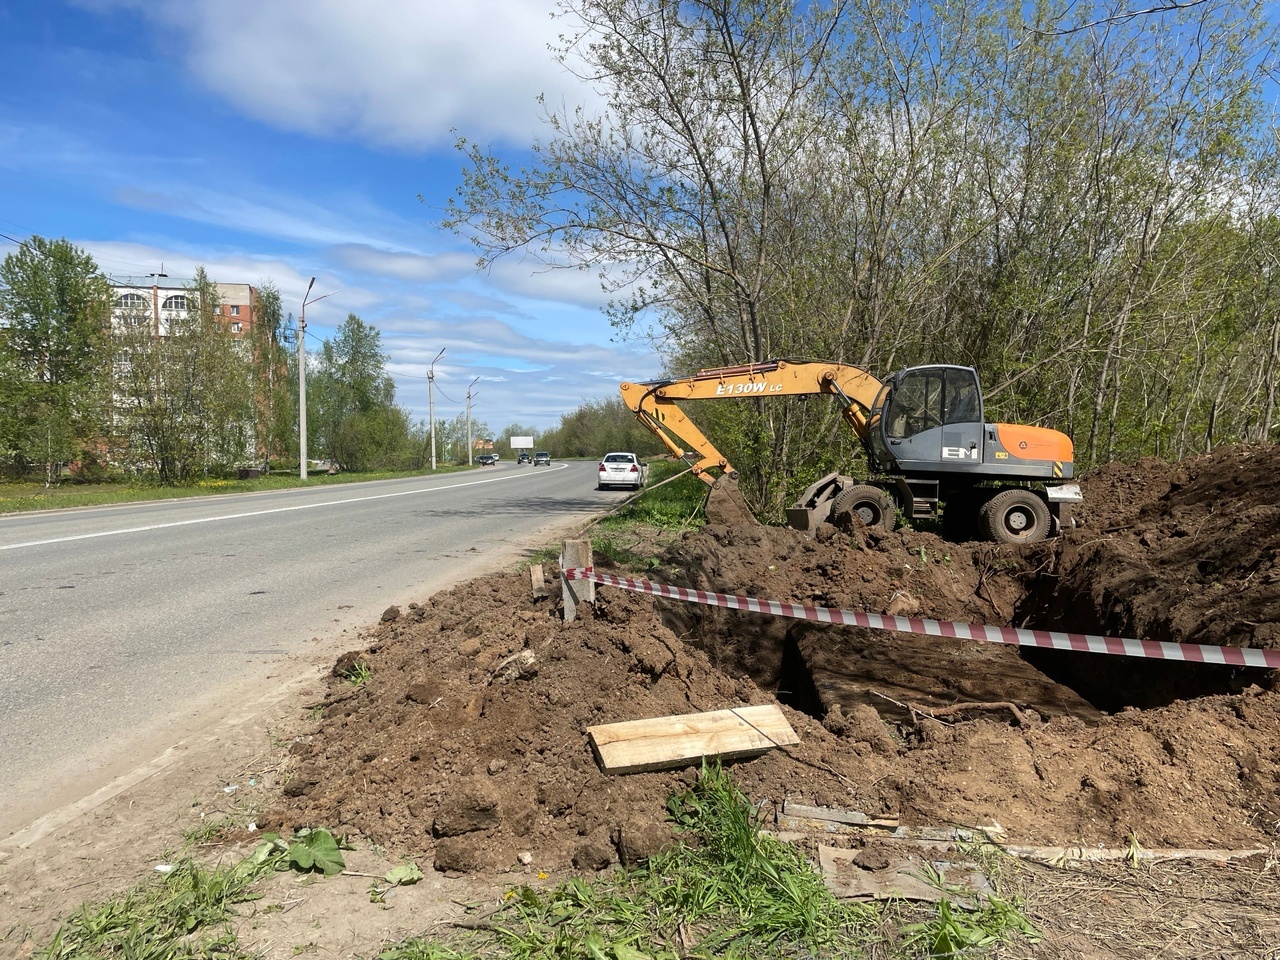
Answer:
108;276;259;338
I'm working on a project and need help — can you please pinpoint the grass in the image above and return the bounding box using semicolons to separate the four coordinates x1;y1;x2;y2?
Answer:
0;464;477;516
33;767;1037;960
596;460;708;532
37;857;268;960
584;459;709;569
375;764;1038;960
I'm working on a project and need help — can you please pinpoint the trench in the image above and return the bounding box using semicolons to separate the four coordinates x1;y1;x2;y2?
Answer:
661;588;1270;727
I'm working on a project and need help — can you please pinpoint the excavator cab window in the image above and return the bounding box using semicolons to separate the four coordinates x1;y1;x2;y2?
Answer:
884;367;981;440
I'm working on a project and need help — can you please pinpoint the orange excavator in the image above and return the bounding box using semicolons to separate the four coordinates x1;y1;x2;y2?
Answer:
619;359;1081;543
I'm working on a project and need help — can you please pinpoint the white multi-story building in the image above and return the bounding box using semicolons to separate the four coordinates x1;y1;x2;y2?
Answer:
108;276;259;338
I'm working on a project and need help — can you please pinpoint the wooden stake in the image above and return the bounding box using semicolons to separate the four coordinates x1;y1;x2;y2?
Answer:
530;563;548;599
562;539;594;622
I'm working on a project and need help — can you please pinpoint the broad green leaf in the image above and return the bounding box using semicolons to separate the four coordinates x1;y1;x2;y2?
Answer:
385;862;423;886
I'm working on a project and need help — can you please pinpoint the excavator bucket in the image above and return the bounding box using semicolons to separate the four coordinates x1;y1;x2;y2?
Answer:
785;473;844;531
703;473;759;526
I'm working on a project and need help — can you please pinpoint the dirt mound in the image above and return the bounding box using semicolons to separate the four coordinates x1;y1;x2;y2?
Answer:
263;443;1280;875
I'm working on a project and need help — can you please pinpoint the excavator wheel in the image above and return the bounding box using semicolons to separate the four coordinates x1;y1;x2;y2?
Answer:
981;488;1051;544
831;484;897;533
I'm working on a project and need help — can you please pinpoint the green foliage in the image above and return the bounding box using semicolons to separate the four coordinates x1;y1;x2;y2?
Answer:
903;893;1040;958
447;0;1280;485
310;314;411;471
342;660;372;685
380;763;877;960
0;236;112;481
250;828;349;877
598;460;705;530
112;267;257;483
534;397;665;460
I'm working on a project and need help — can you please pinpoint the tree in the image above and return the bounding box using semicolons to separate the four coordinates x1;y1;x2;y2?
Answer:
0;236;111;480
448;0;1278;511
310;314;410;471
248;281;293;468
112;267;256;482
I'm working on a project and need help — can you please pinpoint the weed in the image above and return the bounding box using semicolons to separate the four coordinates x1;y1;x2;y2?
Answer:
342;661;372;686
250;827;351;876
599;460;706;531
379;763;875;959
37;857;269;959
1125;829;1144;868
182;817;230;846
903;894;1040;957
519;546;562;570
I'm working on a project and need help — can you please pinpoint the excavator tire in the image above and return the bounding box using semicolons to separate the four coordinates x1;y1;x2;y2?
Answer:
981;488;1051;544
831;484;897;533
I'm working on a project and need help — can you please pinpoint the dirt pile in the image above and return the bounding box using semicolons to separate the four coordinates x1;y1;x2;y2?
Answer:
263;444;1280;875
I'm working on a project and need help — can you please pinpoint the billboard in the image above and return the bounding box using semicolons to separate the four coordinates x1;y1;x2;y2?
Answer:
510;436;534;449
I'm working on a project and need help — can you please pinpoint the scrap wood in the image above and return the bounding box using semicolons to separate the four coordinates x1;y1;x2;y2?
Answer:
818;842;994;904
778;801;899;834
1001;844;1271;864
909;701;1028;726
587;704;799;775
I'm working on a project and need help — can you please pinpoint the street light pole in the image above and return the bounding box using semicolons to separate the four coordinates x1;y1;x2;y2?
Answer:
298;277;339;480
428;347;446;470
298;277;315;480
466;376;480;465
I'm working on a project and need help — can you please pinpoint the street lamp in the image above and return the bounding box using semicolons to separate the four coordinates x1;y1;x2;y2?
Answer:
299;277;339;480
428;347;446;470
466;376;480;465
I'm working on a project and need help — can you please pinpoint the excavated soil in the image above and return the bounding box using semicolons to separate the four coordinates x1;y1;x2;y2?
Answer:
263;443;1280;876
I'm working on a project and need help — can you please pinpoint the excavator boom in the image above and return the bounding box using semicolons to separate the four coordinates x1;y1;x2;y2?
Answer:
620;360;884;485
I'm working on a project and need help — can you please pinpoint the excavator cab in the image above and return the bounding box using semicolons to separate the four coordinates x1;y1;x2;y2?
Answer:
869;366;984;473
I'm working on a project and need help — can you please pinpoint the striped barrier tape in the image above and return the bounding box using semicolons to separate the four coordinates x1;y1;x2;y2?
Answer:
562;566;1280;670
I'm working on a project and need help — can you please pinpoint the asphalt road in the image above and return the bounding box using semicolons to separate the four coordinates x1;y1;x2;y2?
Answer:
0;460;624;839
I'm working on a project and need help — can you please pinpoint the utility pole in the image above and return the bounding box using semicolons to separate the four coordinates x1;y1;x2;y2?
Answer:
428;348;446;470
298;278;339;479
299;278;314;480
466;376;480;465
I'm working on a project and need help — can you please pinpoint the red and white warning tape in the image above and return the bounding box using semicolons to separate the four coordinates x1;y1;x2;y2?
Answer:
562;566;1280;670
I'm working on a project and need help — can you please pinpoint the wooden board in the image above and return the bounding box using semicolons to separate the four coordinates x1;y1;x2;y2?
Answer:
819;842;993;904
587;704;799;774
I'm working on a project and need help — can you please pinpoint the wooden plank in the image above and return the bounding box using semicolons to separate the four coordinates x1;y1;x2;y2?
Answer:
587;704;799;774
819;843;993;904
778;803;901;834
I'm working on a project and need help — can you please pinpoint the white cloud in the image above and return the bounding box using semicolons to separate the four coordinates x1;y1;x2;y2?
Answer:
84;0;588;149
327;244;475;282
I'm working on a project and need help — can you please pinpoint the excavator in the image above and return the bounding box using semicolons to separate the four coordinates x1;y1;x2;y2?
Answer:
619;359;1082;543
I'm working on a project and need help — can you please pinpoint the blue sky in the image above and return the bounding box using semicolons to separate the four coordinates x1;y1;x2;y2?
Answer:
0;0;662;433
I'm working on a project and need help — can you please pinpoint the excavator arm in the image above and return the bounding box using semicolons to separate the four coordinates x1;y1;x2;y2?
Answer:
619;360;885;486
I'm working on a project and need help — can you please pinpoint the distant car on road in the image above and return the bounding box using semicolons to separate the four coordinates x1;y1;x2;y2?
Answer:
534;451;551;466
476;454;498;466
517;452;532;464
597;452;648;490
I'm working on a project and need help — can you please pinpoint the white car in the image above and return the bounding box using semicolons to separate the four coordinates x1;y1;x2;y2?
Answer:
597;452;648;490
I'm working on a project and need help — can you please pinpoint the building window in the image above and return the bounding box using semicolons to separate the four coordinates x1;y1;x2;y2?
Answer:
116;292;147;309
230;305;240;316
231;322;243;333
162;295;187;311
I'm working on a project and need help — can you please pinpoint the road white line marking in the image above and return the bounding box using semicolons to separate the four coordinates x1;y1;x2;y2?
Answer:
1;465;571;552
